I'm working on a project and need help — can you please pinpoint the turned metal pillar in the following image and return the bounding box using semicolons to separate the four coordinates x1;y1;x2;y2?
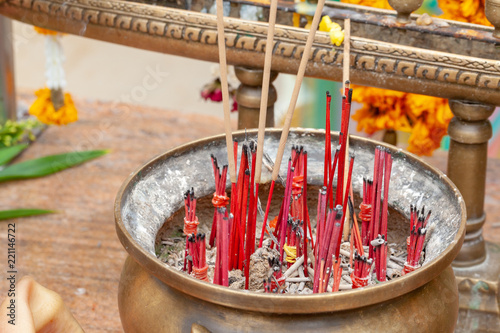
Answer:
447;100;495;267
0;16;17;122
486;0;500;38
387;0;423;23
234;67;277;130
448;99;500;331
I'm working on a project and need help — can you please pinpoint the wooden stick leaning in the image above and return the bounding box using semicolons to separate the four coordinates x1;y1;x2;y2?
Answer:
258;0;327;248
215;0;236;183
254;0;278;185
255;0;279;247
342;18;352;242
270;0;327;182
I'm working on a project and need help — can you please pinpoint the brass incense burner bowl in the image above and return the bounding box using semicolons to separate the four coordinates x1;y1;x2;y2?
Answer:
115;129;466;332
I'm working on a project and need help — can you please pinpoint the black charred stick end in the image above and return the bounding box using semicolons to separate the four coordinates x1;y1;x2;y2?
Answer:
335;208;343;220
326;91;331;97
348;196;354;212
348;89;353;103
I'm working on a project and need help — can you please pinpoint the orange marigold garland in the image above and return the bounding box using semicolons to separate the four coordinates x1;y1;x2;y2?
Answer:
351;86;452;156
438;0;491;26
339;0;485;155
29;27;78;126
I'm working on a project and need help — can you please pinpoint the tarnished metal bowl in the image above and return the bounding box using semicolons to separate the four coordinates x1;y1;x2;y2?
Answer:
115;129;466;332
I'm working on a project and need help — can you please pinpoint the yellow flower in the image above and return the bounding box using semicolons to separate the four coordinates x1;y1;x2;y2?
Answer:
319;16;345;46
33;27;59;35
319;16;334;32
29;88;78;126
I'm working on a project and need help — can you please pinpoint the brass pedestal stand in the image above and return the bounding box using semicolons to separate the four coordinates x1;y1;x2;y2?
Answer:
447;100;500;332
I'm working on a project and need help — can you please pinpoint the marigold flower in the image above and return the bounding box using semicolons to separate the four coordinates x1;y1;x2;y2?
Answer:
319;16;345;46
33;27;59;35
438;0;491;26
351;85;451;155
29;88;78;126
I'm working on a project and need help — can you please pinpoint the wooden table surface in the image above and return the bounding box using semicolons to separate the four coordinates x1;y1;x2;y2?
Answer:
0;97;498;332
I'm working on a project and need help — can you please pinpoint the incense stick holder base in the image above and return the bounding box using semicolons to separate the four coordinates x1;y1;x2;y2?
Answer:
454;241;500;332
118;255;459;332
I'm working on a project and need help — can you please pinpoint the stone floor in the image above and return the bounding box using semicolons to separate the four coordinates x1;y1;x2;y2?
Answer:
0;96;498;332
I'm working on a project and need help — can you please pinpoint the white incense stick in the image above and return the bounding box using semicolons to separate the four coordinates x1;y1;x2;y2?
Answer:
254;0;279;184
271;0;327;181
342;18;352;241
215;0;236;183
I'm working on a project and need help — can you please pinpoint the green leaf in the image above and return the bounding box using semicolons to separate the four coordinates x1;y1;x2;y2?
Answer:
0;144;28;166
0;209;55;220
0;149;109;182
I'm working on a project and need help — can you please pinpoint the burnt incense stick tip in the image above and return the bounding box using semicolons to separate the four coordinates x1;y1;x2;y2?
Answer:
245;169;250;176
345;80;350;85
326;91;331;96
348;89;353;103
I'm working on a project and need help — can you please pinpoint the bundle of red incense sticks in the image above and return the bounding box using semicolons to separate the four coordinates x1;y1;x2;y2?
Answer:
183;188;199;272
187;233;209;281
403;205;431;274
209;155;229;247
365;146;393;282
210;140;260;289
172;87;433;293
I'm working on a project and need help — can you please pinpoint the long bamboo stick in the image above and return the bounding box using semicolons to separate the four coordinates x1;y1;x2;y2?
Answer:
270;0;327;182
254;0;278;185
258;0;326;248
342;18;352;241
215;0;236;183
